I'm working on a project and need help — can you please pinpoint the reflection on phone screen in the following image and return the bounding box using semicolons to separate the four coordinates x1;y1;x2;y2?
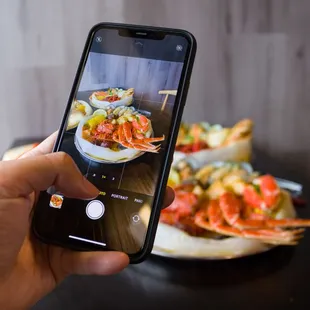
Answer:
35;28;189;254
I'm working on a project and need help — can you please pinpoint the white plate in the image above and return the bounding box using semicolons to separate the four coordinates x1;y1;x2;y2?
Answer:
89;90;133;109
74;135;146;164
74;115;153;164
173;137;252;168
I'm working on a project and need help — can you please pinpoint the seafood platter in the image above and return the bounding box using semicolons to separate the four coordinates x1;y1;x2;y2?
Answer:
49;194;64;209
89;87;134;109
67;87;165;164
139;119;310;260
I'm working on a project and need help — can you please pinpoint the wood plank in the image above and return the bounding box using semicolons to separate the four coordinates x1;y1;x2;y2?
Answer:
1;0;310;186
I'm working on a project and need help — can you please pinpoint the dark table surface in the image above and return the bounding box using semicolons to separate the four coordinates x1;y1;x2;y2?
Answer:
6;138;310;310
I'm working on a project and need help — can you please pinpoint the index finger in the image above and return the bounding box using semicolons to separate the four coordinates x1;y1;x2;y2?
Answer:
0;152;99;200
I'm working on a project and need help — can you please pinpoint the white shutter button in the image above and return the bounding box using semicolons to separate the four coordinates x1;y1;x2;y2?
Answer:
86;200;105;220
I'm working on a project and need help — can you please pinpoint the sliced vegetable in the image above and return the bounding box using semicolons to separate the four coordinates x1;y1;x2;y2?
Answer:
87;115;106;128
93;109;108;118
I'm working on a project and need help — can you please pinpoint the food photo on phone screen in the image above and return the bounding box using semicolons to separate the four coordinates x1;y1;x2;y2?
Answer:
64;35;186;197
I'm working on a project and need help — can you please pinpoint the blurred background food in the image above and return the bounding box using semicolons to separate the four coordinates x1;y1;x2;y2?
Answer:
173;119;253;167
1;0;310;187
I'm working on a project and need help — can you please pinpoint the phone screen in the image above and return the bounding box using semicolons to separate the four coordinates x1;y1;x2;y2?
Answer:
33;27;191;255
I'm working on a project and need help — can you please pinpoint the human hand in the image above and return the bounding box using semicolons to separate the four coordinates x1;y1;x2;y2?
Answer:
0;132;175;309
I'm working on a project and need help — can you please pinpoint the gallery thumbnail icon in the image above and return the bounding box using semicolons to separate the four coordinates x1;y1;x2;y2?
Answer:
49;194;64;209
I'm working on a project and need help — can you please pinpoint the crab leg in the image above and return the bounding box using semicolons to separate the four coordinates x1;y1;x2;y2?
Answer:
130;144;161;153
116;124;134;148
142;136;165;143
123;122;133;142
194;214;299;246
218;201;302;243
132;128;145;140
132;139;158;150
194;200;303;245
220;192;310;229
118;124;126;142
112;127;119;141
116;125;160;153
100;119;163;153
132;115;149;133
258;218;310;229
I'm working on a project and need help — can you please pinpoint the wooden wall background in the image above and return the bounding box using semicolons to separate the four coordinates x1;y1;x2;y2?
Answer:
79;52;183;102
1;0;310;184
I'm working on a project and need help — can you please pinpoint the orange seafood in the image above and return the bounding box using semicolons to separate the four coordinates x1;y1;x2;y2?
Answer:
194;197;303;245
91;91;120;103
160;172;310;246
217;191;310;230
90;88;135;103
82;107;165;153
50;195;63;207
194;174;310;245
243;174;281;211
175;119;253;154
160;185;205;236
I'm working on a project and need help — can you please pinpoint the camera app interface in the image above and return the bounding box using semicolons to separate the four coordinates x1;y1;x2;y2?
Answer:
36;29;189;254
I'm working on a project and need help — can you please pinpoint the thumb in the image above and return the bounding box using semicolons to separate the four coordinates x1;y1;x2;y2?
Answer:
49;248;129;281
0;152;98;200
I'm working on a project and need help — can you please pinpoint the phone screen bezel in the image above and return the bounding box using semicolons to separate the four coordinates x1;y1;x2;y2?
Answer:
32;22;197;263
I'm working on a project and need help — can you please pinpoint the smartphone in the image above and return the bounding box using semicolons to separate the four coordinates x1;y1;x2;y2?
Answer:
32;23;196;263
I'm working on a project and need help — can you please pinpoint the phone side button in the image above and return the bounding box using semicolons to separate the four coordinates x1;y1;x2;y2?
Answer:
182;81;191;107
86;200;105;220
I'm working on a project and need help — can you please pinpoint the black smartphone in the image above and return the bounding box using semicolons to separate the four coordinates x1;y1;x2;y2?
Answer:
32;23;196;263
